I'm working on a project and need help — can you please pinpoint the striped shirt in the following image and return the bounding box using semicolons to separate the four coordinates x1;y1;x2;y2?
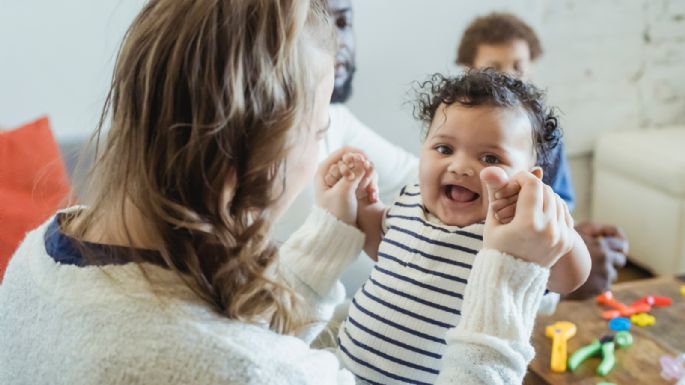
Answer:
338;184;484;385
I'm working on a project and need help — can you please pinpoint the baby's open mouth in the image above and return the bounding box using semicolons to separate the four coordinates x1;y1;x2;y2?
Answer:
444;184;480;203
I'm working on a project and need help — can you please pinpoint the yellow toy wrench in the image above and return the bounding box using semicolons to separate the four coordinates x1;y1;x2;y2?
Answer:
545;321;577;372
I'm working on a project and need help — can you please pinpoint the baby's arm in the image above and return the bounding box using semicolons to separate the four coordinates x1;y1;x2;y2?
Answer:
324;152;386;260
547;229;591;294
357;199;386;261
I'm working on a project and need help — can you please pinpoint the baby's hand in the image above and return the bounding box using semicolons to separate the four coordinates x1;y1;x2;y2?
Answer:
490;180;521;224
324;152;378;204
315;147;370;225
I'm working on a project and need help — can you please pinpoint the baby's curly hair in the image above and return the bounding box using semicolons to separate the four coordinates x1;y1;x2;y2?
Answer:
414;69;561;171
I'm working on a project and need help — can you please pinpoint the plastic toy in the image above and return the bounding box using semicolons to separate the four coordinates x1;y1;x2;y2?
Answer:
631;312;656;327
633;295;672;308
608;317;631;332
660;353;685;382
680;286;685;297
545;321;577;372
596;291;651;320
568;331;633;376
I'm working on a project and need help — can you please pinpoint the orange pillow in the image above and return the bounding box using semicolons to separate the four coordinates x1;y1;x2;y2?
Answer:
0;116;72;280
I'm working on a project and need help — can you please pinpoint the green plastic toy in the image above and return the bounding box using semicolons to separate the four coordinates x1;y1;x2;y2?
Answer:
568;331;633;376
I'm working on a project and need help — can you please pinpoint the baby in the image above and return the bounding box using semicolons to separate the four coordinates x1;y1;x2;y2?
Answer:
329;69;591;385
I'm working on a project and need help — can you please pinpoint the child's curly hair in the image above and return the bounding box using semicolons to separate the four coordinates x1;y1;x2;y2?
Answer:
456;12;542;67
414;69;561;172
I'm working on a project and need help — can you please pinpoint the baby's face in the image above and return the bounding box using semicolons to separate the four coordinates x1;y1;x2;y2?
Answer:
419;103;536;227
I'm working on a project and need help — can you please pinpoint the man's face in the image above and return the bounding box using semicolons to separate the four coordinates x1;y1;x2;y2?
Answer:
471;39;532;81
327;0;356;103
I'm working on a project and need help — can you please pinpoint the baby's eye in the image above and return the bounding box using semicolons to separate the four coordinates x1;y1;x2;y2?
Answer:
480;154;500;164
435;145;452;155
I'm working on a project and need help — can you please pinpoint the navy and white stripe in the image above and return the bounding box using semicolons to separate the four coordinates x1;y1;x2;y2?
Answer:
339;184;484;385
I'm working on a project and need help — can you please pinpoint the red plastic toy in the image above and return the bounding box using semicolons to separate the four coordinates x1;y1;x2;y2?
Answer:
596;292;673;320
632;295;672;308
596;291;651;320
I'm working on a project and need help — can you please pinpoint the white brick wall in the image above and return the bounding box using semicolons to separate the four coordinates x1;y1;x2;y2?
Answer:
536;0;685;153
534;0;685;220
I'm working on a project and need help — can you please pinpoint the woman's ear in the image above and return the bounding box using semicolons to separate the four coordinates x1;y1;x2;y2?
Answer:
530;166;544;180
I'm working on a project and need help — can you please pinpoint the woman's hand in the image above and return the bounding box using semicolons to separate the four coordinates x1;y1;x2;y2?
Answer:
315;147;370;225
480;167;575;268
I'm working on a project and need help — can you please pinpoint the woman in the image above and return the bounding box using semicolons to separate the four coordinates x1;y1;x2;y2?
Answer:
0;0;573;384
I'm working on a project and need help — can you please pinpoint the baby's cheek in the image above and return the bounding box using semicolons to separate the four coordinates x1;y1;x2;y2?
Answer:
417;164;435;198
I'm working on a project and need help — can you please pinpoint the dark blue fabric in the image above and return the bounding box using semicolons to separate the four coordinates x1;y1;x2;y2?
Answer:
542;142;576;212
44;214;157;266
44;217;87;266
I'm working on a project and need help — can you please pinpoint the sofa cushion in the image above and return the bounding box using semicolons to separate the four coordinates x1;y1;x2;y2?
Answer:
0;116;71;280
594;127;685;197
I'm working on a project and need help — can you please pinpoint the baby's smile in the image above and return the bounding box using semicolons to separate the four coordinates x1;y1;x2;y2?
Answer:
443;184;480;203
429;181;486;227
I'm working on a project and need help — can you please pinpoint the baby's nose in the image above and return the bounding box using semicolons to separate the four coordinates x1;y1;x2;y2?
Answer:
447;156;476;177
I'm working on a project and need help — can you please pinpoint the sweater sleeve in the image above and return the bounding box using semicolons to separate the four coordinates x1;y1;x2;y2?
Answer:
436;248;550;385
279;206;365;344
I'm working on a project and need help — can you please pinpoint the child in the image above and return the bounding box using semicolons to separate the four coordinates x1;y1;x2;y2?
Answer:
456;12;542;81
332;69;591;385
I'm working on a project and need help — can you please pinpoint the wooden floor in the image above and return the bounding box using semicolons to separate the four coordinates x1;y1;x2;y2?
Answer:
616;260;654;283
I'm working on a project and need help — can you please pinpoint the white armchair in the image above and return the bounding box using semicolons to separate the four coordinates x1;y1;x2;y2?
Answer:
592;127;685;275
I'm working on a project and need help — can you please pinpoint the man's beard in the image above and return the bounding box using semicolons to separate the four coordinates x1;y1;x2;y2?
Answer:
331;67;355;104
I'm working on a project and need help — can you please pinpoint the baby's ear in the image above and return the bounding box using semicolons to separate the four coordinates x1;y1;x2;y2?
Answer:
530;166;544;180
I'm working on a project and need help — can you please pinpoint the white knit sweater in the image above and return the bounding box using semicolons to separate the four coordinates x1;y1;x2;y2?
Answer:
0;207;549;385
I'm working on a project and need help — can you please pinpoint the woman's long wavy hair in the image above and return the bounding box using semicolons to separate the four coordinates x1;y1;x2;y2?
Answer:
65;0;334;335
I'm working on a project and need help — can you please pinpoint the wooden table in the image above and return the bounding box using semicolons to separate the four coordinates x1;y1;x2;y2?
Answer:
526;275;685;385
